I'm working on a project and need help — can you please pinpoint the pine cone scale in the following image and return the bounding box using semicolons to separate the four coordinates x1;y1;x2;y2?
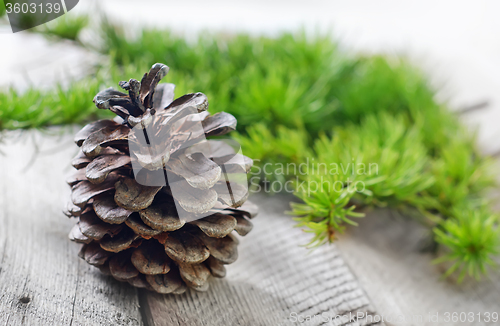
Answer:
125;214;162;238
93;194;132;224
85;154;131;184
74;119;120;146
131;242;171;275
81;124;130;157
114;178;162;211
71;174;119;207
139;204;185;231
164;231;210;264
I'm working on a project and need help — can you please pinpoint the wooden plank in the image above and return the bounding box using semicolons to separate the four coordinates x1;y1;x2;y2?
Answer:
337;209;500;326
0;130;143;326
142;193;382;326
0;130;382;326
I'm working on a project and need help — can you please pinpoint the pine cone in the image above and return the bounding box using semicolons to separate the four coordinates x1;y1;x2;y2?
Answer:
65;63;258;294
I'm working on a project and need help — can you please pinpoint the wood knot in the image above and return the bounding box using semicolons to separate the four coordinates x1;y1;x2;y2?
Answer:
19;296;31;304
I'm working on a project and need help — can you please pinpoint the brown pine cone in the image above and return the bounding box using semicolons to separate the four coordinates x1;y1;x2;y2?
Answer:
65;63;258;294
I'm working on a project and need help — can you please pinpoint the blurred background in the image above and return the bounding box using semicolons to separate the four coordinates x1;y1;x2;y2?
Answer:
1;0;500;151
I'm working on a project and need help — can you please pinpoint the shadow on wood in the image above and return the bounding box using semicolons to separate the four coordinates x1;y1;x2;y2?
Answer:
139;194;381;326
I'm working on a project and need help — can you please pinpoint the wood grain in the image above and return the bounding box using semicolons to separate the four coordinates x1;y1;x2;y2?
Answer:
337;208;500;326
0;130;143;326
0;130;381;326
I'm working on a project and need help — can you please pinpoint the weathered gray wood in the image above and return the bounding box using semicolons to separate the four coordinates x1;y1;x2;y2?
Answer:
0;130;381;326
0;130;143;326
141;193;381;326
337;208;500;326
10;129;500;326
